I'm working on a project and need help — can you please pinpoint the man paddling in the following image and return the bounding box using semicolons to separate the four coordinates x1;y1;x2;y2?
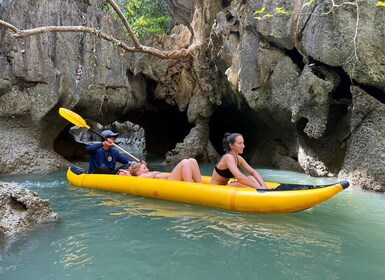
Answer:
86;130;133;174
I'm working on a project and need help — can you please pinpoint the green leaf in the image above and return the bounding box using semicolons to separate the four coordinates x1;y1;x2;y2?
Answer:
103;0;173;40
133;0;140;9
276;7;284;13
275;7;291;15
376;1;385;7
303;0;315;8
254;7;266;14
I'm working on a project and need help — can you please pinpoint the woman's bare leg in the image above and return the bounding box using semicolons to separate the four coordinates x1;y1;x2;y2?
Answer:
188;158;202;183
168;159;192;182
167;158;201;182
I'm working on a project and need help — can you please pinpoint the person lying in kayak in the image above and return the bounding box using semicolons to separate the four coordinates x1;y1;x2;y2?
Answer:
119;158;202;183
211;132;268;190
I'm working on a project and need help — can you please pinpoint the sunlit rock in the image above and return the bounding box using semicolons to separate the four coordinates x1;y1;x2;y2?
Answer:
0;181;59;238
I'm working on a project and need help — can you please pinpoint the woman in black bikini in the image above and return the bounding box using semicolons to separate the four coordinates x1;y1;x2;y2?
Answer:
210;133;268;190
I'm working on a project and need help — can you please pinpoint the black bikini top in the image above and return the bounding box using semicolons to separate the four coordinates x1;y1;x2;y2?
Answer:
214;154;239;179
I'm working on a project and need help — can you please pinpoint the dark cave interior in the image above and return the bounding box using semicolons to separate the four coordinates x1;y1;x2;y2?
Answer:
209;104;259;160
53;101;262;163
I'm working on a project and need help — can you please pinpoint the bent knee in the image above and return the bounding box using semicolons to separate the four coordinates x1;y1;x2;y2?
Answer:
179;159;190;166
188;158;198;164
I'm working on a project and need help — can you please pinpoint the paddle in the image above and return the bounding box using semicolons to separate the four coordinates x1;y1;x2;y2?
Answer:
59;107;140;162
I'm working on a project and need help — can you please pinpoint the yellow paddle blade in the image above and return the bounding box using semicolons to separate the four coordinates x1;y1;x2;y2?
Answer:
59;107;90;129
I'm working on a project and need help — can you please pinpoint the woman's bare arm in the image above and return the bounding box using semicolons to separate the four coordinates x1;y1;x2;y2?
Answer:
239;158;268;189
225;155;257;188
139;172;169;179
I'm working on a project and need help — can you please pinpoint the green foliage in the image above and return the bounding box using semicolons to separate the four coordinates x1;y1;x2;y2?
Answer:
109;0;173;39
254;7;266;14
254;7;266;20
126;0;141;16
303;0;315;8
275;7;292;15
254;6;292;20
377;1;385;7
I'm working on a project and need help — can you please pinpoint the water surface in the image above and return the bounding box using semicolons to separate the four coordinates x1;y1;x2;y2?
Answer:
1;162;384;280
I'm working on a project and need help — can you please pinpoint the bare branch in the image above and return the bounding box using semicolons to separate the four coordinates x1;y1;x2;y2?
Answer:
0;22;190;59
0;0;191;59
0;20;20;33
106;0;142;49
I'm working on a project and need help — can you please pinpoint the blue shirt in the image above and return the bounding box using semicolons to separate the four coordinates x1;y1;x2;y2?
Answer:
86;143;131;173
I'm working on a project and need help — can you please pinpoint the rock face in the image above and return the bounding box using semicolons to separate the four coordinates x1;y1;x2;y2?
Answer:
0;0;385;191
338;86;385;191
0;0;147;175
0;181;59;237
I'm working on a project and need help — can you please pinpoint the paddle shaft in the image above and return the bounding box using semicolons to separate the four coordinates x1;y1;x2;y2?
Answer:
59;107;140;162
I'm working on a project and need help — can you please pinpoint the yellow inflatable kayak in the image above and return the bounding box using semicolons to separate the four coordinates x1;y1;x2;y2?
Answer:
67;166;349;214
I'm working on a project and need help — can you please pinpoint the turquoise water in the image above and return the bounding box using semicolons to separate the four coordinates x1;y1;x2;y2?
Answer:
1;161;385;280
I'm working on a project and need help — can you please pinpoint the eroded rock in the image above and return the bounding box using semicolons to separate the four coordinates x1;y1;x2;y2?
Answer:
338;86;385;191
0;181;59;238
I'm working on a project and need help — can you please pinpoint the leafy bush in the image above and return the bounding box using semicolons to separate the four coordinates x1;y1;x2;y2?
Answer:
105;0;173;40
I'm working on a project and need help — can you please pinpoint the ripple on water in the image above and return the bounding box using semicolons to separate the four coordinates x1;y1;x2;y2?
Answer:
1;168;385;280
52;233;93;269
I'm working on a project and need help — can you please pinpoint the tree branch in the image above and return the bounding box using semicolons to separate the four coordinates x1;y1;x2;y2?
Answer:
0;22;190;59
106;0;142;49
0;20;20;33
0;0;191;60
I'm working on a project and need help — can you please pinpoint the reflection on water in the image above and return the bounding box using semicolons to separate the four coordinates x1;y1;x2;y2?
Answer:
92;188;341;249
1;165;385;280
52;233;93;269
77;185;346;279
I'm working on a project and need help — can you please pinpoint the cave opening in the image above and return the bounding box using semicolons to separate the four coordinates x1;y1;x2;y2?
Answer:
53;100;193;162
209;104;259;161
54;71;194;162
121;101;193;156
53;124;89;161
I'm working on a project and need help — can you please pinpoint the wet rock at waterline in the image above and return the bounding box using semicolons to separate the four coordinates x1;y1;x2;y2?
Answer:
0;181;59;238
